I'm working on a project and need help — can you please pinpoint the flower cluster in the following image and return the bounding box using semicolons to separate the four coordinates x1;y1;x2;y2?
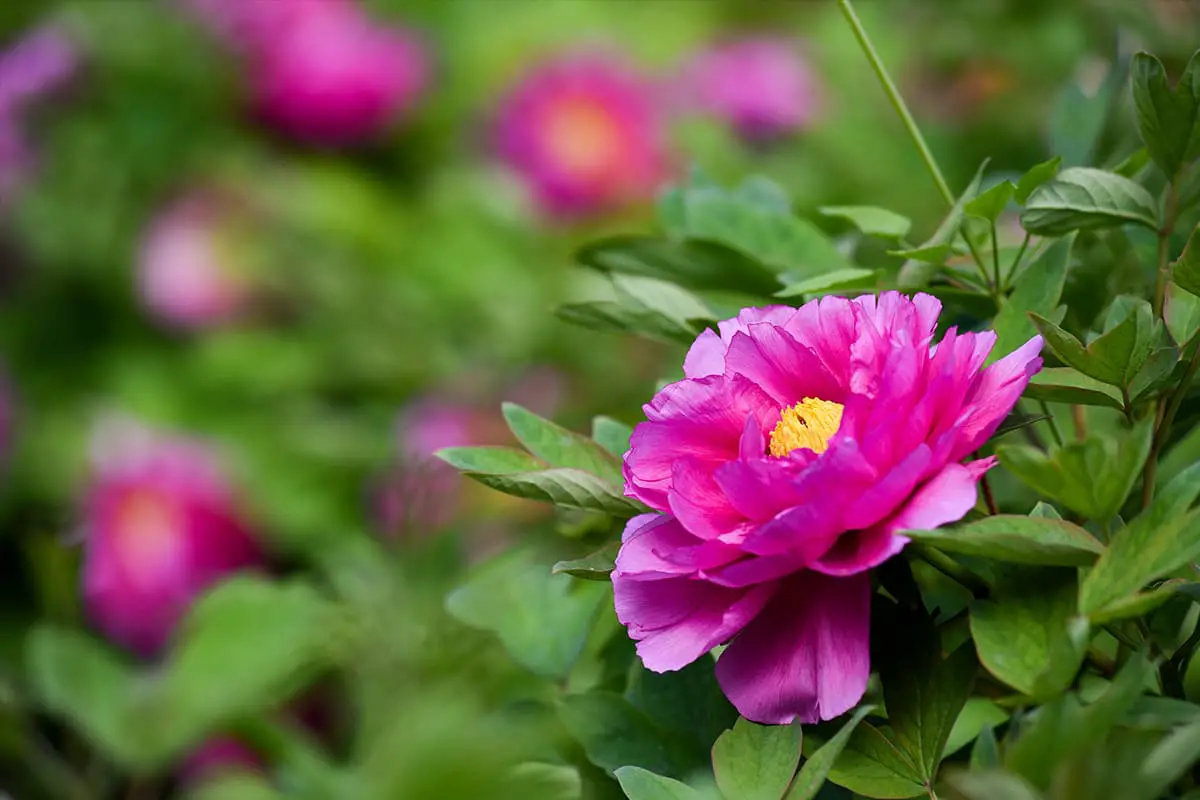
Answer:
613;293;1042;723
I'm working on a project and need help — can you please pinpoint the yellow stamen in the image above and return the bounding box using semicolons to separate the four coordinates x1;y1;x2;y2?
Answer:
768;397;844;457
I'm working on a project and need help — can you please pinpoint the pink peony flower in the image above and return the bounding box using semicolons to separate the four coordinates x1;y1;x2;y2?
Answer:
247;3;428;147
182;0;355;56
137;193;250;329
677;38;820;141
494;53;671;218
81;420;263;657
613;292;1042;724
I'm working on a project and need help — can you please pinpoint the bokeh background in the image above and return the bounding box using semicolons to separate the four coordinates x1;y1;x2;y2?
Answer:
0;0;1197;797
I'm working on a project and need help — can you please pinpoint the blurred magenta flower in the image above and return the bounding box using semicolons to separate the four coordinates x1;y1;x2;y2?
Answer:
179;737;261;785
677;38;820;141
613;293;1042;724
494;53;670;218
0;25;77;111
137;193;250;329
82;419;263;657
0;24;77;208
187;0;428;147
376;397;476;537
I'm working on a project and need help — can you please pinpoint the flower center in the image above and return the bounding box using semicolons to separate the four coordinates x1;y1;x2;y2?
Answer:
543;98;622;180
768;397;844;457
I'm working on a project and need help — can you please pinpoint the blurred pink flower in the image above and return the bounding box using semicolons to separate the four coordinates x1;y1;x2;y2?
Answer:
186;0;428;147
613;293;1042;724
137;193;250;329
0;25;77;111
494;53;671;218
376;398;475;537
0;24;78;208
178;737;261;785
250;7;428;147
81;419;263;657
677;38;820;141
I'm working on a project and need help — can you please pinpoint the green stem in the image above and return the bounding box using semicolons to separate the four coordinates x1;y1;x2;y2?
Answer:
836;0;954;207
910;543;990;598
1007;232;1032;289
1152;181;1180;317
990;223;1002;294
1038;399;1065;448
1144;180;1184;507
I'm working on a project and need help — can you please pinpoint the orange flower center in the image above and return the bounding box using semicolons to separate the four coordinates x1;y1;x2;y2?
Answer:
543;98;622;180
114;489;182;571
768;397;844;457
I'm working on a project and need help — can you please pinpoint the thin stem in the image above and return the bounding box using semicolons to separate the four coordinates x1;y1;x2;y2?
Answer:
1152;182;1181;317
910;543;990;598
837;0;954;206
1071;405;1088;441
1006;232;1032;290
990;222;1002;294
981;473;999;515
1144;341;1200;507
1038;400;1065;447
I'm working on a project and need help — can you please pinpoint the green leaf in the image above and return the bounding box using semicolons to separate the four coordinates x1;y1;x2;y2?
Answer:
888;244;956;264
436;446;545;474
502;403;622;485
1079;462;1200;615
24;627;144;767
995;419;1153;520
557;274;715;346
559;692;686;778
940;770;1043;800
1020;168;1159;235
552;542;619;581
805;720;925;799
1113;148;1152;179
447;549;610;679
818;206;912;239
774;268;878;298
876;600;977;784
786;705;875;800
154;577;332;757
186;773;285;800
510;763;583;800
990;235;1073;361
712;718;802;800
614;767;710;800
1174;225;1200;299
1014;157;1063;204
577;236;782;296
902;515;1103;567
1166;282;1200;346
1023;368;1124;410
680;186;850;277
1137;721;1200;798
466;468;647;517
898;161;988;288
1005;654;1155;789
592;416;633;458
1087;579;1189;624
965;181;1016;223
970;567;1089;698
626;660;738;766
969;727;1001;770
1030;303;1158;387
943;698;1009;757
1132;51;1200;178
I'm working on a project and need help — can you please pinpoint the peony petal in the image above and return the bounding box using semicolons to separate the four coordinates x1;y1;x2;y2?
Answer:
668;458;745;540
683;328;725;378
614;572;777;672
842;444;933;531
724;324;843;406
624;375;778;510
715;571;870;724
949;335;1043;461
889;459;993;533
